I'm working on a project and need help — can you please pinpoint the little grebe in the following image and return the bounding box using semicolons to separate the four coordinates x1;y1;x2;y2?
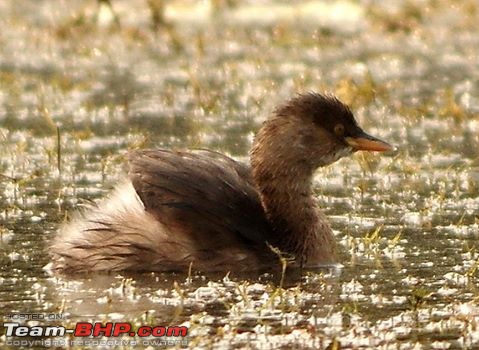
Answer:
50;92;392;272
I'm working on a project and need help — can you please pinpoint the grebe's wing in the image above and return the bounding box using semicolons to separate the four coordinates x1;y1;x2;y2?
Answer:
128;149;275;250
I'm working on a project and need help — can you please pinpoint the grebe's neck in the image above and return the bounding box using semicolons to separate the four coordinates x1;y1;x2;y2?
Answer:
250;116;337;264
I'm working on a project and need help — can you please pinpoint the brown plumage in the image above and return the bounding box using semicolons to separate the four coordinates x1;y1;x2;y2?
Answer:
49;92;392;273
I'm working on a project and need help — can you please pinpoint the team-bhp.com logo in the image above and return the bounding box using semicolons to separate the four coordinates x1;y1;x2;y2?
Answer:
4;322;188;337
3;322;189;347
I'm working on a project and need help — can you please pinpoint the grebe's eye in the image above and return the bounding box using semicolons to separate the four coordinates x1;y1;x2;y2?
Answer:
334;123;345;136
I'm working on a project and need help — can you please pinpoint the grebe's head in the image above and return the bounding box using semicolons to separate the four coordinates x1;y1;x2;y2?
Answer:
264;92;393;168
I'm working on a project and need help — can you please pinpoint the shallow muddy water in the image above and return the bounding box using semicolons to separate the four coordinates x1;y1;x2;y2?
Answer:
1;0;479;349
